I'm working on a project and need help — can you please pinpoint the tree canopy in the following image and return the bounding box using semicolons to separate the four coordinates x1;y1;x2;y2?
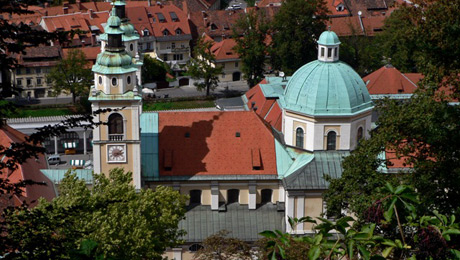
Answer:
1;168;187;259
270;0;329;75
47;49;92;104
142;55;170;84
187;36;223;96
324;0;460;221
232;9;270;88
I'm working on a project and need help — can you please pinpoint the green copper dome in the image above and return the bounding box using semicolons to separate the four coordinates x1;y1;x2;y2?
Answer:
317;30;341;45
283;60;373;116
92;52;137;74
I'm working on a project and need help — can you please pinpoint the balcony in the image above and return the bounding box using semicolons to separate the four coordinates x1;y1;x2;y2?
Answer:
158;47;190;54
108;134;124;141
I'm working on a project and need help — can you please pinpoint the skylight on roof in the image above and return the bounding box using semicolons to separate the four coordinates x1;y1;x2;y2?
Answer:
169;12;178;21
157;13;166;22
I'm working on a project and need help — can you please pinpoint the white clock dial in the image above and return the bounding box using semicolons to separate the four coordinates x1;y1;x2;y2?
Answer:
108;145;126;162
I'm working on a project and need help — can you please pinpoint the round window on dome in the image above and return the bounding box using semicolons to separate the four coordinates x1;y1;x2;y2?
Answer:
130;44;134;51
111;77;117;86
98;76;102;85
127;76;131;85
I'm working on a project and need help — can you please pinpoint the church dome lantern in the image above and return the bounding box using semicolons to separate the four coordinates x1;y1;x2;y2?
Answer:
283;29;373;117
317;28;341;62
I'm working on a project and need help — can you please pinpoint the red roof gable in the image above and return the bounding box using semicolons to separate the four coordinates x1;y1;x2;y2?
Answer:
0;125;56;207
363;65;421;95
210;38;238;61
158;111;277;176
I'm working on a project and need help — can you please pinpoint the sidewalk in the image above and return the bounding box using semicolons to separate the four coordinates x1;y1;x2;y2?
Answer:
152;81;249;99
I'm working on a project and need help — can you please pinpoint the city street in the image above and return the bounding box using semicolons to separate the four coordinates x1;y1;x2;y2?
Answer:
8;81;250;106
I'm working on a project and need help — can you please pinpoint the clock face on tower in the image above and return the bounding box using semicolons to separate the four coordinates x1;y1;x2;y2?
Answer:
107;144;126;163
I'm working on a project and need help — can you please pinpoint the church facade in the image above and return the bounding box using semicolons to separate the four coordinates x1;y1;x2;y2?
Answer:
89;2;373;258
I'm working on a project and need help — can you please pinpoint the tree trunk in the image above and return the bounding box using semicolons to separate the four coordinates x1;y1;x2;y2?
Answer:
206;84;210;96
72;92;76;104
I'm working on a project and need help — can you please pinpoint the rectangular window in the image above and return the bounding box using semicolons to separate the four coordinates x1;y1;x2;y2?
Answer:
36;68;41;74
37;78;42;85
16;68;21;75
235;62;239;67
334;47;338;57
321;48;325;57
171;42;175;49
163;54;168;61
16;79;22;86
173;54;183;60
25;68;31;74
327;48;332;58
26;78;32;86
146;43;151;50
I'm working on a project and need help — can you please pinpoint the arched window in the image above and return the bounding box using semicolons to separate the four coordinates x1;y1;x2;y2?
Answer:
163;29;169;36
108;113;124;140
98;76;102;85
261;189;273;204
127;76;131;85
327;131;337;150
189;190;202;205
129;43;134;51
227;189;239;204
357;127;363;143
143;29;149;36
175;28;182;35
111;77;117;86
296;128;304;148
189;244;203;252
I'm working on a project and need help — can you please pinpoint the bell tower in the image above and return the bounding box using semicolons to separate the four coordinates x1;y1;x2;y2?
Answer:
90;9;142;188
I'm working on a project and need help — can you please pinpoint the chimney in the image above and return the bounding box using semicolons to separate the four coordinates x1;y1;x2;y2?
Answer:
88;9;94;19
44;2;49;8
148;0;151;6
76;0;82;11
63;3;69;14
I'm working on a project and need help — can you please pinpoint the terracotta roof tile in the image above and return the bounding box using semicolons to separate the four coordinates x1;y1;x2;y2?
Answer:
210;38;238;61
244;82;283;131
363;65;420;95
158;111;277;176
0;125;56;207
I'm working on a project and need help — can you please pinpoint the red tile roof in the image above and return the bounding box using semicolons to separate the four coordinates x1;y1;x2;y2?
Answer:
244;82;283;131
0;125;56;207
189;9;245;39
210;38;238;61
363;65;420;95
158;111;278;176
41;10;109;40
125;4;191;38
62;46;100;65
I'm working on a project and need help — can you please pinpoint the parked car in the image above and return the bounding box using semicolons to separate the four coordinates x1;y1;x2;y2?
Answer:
48;154;61;165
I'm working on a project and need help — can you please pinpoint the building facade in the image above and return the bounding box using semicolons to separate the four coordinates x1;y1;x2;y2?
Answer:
90;6;373;257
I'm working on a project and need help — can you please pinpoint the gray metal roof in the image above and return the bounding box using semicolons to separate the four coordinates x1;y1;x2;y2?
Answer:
179;203;285;242
215;96;245;111
155;174;279;181
283;151;350;190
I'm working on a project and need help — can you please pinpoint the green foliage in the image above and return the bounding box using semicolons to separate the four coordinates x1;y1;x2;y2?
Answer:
194;230;252;260
141;55;170;83
375;6;418;73
187;36;223;96
1;169;187;259
261;184;460;259
270;0;329;75
47;49;92;104
233;9;270;87
339;33;383;77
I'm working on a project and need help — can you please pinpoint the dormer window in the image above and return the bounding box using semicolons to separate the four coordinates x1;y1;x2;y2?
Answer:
175;28;182;35
163;29;169;36
336;4;345;12
210;23;218;31
157;13;166;23
143;29;150;36
169;11;178;22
